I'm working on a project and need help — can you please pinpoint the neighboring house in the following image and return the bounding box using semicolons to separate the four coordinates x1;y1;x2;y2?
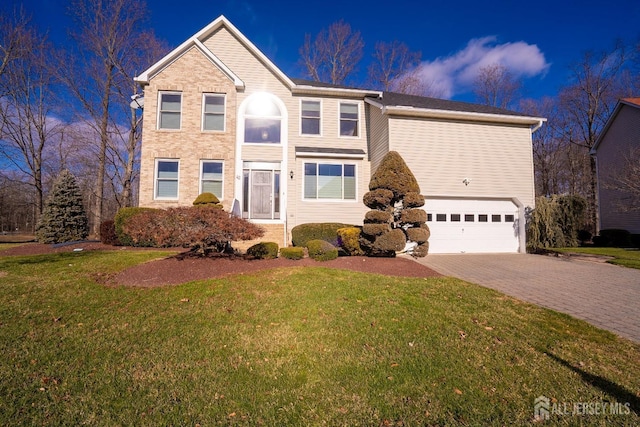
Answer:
134;16;545;253
591;98;640;234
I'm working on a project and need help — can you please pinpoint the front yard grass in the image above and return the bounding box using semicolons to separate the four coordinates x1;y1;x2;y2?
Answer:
0;250;638;425
555;247;640;269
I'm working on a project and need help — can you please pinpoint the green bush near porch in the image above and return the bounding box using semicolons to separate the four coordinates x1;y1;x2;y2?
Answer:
291;222;354;247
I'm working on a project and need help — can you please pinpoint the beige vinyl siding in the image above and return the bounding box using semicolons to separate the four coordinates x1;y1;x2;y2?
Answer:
242;145;284;162
139;47;237;209
388;117;535;208
367;103;390;171
596;104;640;233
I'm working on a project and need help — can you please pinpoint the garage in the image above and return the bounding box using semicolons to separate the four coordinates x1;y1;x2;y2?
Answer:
425;199;521;253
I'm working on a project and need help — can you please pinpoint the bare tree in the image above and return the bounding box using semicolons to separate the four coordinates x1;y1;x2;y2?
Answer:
0;7;32;96
368;41;420;91
0;9;59;223
391;68;444;98
473;64;522;109
299;20;364;85
58;0;164;235
557;44;627;232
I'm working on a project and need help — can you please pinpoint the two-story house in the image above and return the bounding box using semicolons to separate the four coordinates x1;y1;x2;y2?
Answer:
134;16;545;253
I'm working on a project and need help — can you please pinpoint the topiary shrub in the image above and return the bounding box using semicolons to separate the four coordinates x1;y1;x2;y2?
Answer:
337;227;364;256
114;207;158;246
368;151;420;198
404;192;425;208
363;188;394;209
364;210;393;224
36;169;89;244
373;228;406;253
193;192;223;208
247;242;279;259
100;220;120;245
362;223;390;236
400;208;427;224
291;222;354;247
406;227;430;243
280;247;305;260
413;242;429;257
306;239;338;261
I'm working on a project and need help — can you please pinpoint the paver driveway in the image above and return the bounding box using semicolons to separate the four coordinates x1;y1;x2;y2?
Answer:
413;253;640;343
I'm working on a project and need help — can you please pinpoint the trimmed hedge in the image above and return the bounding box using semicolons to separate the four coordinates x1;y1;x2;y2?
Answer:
400;208;427;224
404;192;425;208
99;220;119;245
280;247;304;260
413;242;429;257
247;242;279;259
373;228;406;252
368;151;420;197
363;189;394;209
291;222;354;247
337;227;364;256
193;192;223;208
406;227;430;243
306;239;338;261
364;210;393;224
362;223;390;237
114;207;158;246
593;229;633;247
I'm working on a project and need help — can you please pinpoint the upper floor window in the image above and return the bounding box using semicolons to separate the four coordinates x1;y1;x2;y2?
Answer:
339;102;359;137
155;159;179;199
200;160;223;199
301;100;321;135
244;95;281;143
202;94;225;131
158;92;181;130
304;162;356;200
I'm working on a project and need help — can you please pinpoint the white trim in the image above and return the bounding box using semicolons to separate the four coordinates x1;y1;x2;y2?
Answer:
292;84;381;98
201;93;226;132
199;159;224;200
299;99;322;137
338;101;361;139
302;161;358;202
295;150;365;159
154;158;180;200
157;91;182;130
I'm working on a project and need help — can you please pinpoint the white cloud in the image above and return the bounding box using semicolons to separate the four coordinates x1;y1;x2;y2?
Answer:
408;36;550;99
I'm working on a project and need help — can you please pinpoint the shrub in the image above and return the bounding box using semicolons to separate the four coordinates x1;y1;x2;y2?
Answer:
36;170;88;244
306;239;338;261
400;208;427;224
193;192;223;208
594;229;632;247
114;207;158;246
404;192;425;208
363;189;394;209
368;151;420;198
373;228;406;253
364;210;392;224
123;206;264;254
406;227;430;243
362;223;390;237
337;227;364;256
280;247;304;260
526;195;588;251
100;220;120;245
247;242;279;259
413;242;429;257
291;223;354;247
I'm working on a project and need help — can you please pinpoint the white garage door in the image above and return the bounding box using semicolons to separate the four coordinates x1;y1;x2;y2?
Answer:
425;199;520;253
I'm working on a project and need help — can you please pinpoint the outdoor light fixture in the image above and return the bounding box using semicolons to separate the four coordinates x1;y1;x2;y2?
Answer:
463;178;471;186
289;170;294;179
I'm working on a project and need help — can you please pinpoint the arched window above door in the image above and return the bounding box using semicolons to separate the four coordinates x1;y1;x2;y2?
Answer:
244;94;282;143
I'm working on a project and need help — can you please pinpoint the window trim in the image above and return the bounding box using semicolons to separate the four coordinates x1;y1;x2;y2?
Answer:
243;94;282;145
154;158;180;200
300;99;322;136
199;160;224;200
201;93;226;132
157;91;182;130
302;161;357;201
338;101;360;138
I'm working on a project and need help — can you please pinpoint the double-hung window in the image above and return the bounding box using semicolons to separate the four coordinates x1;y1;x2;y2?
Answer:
301;100;320;135
202;94;225;131
200;161;223;199
339;102;359;137
304;162;356;200
155;159;179;199
158;92;181;130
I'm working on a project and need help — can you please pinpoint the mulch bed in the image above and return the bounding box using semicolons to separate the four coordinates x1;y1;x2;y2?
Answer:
1;242;441;287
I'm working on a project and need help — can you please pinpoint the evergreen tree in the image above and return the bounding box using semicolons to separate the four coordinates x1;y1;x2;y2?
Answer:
36;170;89;243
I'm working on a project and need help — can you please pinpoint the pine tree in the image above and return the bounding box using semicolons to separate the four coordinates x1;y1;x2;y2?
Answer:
36;170;89;243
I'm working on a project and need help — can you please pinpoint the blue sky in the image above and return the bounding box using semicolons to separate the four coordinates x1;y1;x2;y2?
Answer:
16;0;640;102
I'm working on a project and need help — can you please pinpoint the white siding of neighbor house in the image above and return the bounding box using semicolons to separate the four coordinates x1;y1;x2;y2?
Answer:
387;117;536;208
596;104;640;233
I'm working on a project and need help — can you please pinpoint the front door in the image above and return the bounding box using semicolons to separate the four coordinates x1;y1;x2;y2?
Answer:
251;171;273;219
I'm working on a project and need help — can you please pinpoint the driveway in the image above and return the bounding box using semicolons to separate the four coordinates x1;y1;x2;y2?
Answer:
413;253;640;343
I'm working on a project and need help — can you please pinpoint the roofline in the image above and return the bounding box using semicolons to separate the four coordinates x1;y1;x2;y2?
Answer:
292;84;381;98
591;98;640;155
365;98;546;129
134;15;293;89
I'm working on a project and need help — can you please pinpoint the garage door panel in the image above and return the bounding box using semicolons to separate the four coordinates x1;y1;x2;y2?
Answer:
426;199;519;254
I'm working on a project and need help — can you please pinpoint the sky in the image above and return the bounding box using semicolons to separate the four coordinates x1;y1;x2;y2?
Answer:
14;0;640;102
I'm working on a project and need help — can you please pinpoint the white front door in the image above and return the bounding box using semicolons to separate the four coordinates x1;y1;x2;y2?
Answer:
426;199;520;253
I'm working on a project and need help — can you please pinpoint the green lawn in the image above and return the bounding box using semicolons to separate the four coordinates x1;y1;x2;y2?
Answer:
0;250;638;425
555;247;640;269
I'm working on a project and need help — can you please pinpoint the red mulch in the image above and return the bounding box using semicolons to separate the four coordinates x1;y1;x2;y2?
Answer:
1;242;441;287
